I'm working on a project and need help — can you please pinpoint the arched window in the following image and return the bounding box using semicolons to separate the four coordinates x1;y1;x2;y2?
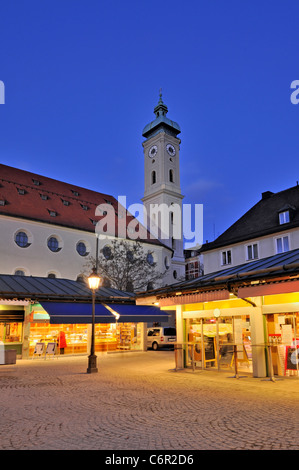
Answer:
169;169;174;183
14;269;25;276
151;170;156;185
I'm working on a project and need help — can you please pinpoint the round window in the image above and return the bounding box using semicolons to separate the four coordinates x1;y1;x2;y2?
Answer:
15;231;29;248
76;241;87;257
47;236;59;252
102;245;113;260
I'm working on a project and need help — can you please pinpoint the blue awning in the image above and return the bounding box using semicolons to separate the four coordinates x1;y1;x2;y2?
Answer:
40;302;115;324
40;302;170;324
105;304;170;323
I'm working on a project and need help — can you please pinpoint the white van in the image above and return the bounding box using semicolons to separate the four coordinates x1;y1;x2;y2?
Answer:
147;327;176;350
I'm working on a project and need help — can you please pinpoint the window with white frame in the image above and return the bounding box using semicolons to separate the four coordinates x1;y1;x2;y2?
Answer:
279;210;290;225
246;243;258;261
221;250;232;266
275;235;290;254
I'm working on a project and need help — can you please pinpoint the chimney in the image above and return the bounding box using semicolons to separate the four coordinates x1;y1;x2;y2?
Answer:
262;191;274;200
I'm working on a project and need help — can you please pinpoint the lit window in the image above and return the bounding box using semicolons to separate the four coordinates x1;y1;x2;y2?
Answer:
221;250;232;266
247;244;258;260
276;236;289;254
279;211;290;225
15;231;30;248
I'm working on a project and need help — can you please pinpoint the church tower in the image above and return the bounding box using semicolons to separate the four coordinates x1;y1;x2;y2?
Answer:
142;92;185;282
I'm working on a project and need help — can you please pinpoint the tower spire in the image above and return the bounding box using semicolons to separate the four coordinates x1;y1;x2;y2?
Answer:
154;90;168;118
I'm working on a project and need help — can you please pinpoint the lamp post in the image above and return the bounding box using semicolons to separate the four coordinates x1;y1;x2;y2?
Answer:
87;268;101;374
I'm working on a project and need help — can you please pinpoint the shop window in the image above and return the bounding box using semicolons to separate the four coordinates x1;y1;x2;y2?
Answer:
0;322;23;344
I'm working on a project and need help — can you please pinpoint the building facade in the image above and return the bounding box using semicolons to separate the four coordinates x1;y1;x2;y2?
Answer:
137;248;299;379
0;163;173;289
201;186;299;274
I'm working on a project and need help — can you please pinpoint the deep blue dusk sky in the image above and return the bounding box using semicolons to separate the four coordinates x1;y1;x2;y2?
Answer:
1;1;299;244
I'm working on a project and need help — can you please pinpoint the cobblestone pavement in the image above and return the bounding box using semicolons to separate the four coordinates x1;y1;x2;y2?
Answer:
0;350;299;451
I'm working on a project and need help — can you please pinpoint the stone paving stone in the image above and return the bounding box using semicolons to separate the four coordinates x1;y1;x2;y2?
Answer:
0;351;299;450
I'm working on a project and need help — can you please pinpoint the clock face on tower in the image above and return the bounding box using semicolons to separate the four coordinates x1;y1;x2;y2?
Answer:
166;144;176;156
148;145;158;158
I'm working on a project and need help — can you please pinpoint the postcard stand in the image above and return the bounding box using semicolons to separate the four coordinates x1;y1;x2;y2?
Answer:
32;342;45;359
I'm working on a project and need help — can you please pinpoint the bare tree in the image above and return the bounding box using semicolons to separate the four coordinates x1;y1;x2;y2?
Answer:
83;239;166;292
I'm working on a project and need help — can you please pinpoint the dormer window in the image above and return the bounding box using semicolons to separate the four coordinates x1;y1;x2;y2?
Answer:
40;193;48;200
71;190;79;196
62;199;70;206
32;179;41;186
48;210;57;217
17;188;25;195
0;198;6;206
279;210;290;225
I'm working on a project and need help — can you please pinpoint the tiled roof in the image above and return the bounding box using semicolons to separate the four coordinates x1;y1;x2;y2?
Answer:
0;273;134;302
201;185;299;252
0;163;163;247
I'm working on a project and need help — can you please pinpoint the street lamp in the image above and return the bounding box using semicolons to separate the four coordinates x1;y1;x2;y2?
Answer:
87;268;101;374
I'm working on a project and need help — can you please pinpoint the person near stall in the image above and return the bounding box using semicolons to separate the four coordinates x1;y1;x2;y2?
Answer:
57;330;67;354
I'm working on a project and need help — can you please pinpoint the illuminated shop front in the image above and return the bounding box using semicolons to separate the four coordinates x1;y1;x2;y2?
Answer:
26;301;160;357
137;250;299;379
0;273;170;360
29;305;144;356
0;303;26;356
172;296;254;374
185;312;252;373
263;293;299;377
28;314;144;356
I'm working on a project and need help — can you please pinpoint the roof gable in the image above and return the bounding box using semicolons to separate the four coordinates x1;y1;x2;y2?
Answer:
201;185;299;252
